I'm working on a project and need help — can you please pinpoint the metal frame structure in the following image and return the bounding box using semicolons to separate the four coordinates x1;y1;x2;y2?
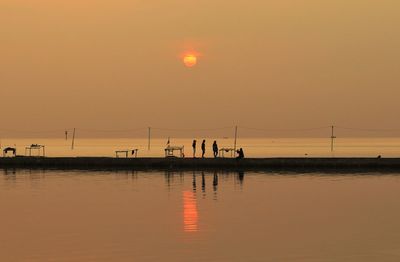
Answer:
115;149;139;158
165;145;185;158
219;148;235;158
3;147;16;157
25;144;45;157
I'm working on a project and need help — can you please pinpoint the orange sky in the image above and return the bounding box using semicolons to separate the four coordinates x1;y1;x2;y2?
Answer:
1;0;399;137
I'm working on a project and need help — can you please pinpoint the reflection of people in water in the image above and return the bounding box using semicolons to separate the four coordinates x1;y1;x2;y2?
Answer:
212;141;218;158
213;172;218;200
192;173;197;192
202;172;206;193
238;171;244;184
213;173;218;188
236;148;244;159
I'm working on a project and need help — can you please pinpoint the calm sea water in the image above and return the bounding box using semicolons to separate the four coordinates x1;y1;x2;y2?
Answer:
1;138;400;157
1;170;400;261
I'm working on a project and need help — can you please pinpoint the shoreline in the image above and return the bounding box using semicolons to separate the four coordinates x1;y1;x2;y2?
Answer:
1;156;400;171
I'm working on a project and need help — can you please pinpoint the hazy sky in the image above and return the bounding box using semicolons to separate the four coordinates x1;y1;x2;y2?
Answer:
1;0;399;137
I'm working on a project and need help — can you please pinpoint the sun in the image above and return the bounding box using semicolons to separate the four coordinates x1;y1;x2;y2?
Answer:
183;54;197;67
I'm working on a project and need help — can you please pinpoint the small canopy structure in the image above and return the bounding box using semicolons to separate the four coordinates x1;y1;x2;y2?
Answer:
25;144;45;157
3;147;16;157
219;148;235;158
165;145;184;158
115;149;139;158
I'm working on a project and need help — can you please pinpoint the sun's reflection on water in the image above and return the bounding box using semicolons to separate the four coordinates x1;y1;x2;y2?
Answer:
183;191;199;233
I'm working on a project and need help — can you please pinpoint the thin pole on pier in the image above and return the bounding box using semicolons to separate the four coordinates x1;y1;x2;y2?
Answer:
71;128;76;150
330;125;336;152
65;130;68;140
148;127;151;150
233;125;238;157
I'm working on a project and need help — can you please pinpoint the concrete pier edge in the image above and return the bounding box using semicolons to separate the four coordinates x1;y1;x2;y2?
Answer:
1;157;400;171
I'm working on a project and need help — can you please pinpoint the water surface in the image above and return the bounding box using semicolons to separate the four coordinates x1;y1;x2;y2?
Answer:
1;170;400;261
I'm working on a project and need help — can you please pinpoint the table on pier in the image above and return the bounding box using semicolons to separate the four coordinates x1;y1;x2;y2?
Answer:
115;149;139;158
219;148;235;158
25;144;45;157
165;146;185;158
3;147;16;157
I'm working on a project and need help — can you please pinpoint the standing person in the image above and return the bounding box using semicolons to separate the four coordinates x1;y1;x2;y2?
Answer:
192;140;197;158
201;140;206;158
212;141;218;158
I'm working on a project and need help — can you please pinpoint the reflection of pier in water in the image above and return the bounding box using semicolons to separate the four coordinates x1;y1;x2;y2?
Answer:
2;169;245;235
176;171;245;233
164;171;245;194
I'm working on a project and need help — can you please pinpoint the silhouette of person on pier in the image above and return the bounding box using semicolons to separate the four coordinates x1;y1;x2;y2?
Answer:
236;148;244;159
192;140;197;158
212;141;218;158
201;140;206;158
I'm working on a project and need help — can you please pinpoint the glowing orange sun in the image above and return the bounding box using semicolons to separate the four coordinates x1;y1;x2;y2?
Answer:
183;54;197;67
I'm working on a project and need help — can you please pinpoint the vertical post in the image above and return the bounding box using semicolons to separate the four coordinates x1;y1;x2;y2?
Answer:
65;130;68;140
330;125;335;152
233;125;238;156
148;127;151;150
71;128;76;150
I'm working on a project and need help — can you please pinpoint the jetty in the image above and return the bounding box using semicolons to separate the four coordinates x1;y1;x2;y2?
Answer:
1;157;400;171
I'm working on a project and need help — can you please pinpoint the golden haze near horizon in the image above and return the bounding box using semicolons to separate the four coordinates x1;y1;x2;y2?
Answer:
1;0;399;137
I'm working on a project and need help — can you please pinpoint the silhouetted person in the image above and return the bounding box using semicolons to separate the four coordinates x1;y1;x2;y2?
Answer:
201;140;206;158
192;140;197;158
212;141;218;158
236;148;244;159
